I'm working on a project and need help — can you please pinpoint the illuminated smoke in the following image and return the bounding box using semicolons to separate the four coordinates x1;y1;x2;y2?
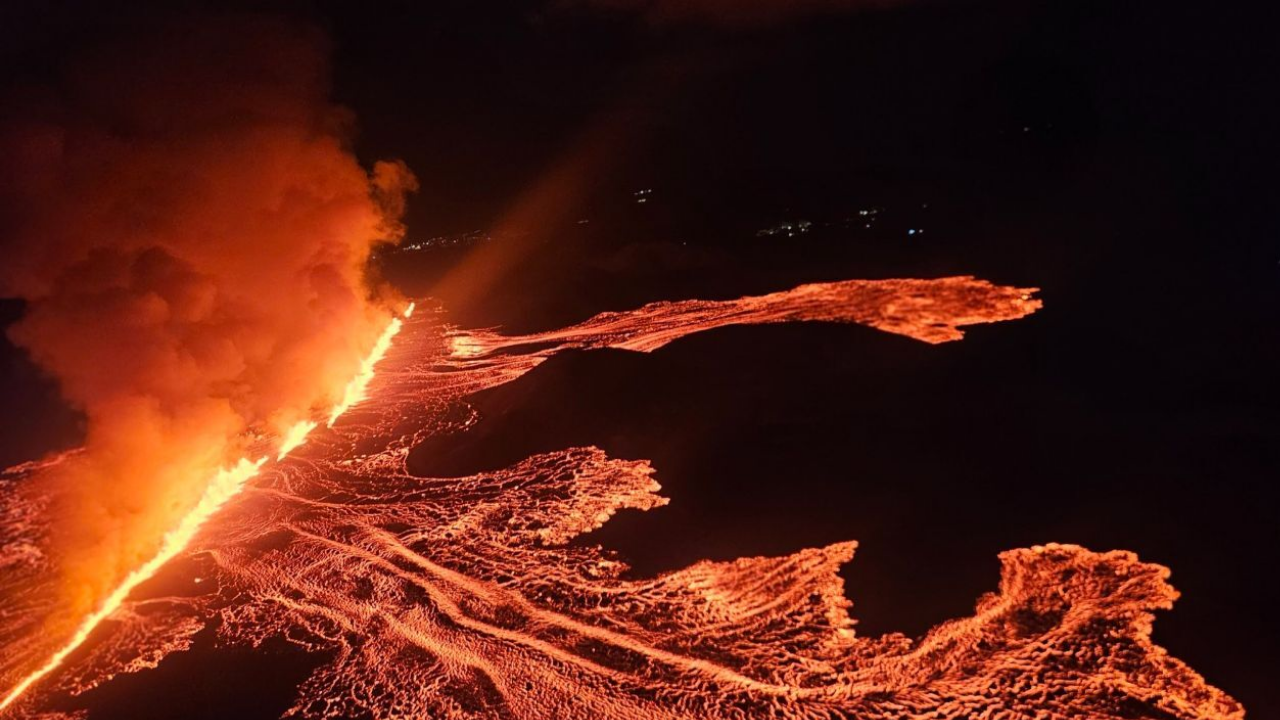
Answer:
0;277;1243;718
0;12;415;673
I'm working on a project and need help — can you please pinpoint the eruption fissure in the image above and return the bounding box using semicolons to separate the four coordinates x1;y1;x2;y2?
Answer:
329;303;415;427
0;276;1242;719
0;18;421;717
0;20;1242;718
0;305;414;713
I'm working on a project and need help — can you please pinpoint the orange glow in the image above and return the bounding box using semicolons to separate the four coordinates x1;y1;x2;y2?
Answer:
277;420;318;461
0;307;412;714
326;305;413;427
0;456;264;713
0;280;1242;719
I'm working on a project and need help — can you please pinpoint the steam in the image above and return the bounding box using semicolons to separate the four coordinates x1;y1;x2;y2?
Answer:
0;15;415;622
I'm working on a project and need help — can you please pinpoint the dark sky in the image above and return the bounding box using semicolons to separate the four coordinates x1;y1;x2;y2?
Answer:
2;1;1278;717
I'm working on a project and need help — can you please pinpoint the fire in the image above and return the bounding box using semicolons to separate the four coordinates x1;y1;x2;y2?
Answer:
0;305;414;714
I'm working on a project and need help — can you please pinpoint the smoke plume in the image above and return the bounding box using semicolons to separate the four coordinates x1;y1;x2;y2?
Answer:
0;15;416;624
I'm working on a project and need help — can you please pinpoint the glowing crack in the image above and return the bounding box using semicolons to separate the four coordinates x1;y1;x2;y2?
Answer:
0;304;416;713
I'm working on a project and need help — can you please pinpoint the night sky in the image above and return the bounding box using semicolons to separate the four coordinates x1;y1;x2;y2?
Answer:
2;1;1277;717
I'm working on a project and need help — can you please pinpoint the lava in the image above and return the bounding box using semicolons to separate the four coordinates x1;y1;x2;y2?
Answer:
0;305;414;714
328;303;414;427
0;278;1243;719
277;421;320;462
0;456;265;713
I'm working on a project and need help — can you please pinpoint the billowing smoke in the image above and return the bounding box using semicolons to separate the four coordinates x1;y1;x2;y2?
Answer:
561;0;899;28
0;15;415;623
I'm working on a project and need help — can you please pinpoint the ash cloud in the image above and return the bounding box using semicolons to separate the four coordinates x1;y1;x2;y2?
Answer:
0;14;416;619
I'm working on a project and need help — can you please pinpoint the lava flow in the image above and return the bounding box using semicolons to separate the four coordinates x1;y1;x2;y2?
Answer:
0;277;1244;720
0;304;414;715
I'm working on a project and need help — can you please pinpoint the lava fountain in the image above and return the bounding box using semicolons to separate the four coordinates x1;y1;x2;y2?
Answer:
0;277;1245;719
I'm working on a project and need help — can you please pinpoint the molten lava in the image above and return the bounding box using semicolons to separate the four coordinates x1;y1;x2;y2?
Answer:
328;303;414;427
0;457;265;713
0;305;414;714
0;279;1243;719
277;421;319;462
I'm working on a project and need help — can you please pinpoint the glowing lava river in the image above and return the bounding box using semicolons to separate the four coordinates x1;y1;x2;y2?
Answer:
0;277;1243;719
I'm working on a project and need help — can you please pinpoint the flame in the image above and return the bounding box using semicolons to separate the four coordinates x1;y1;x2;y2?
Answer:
0;305;414;714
